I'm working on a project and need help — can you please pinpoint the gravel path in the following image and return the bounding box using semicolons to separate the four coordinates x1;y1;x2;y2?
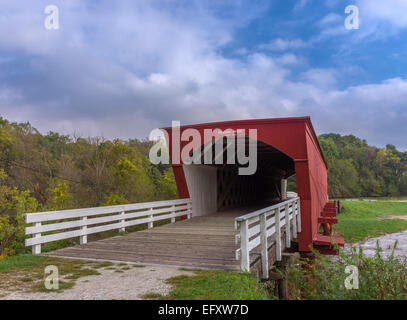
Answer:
348;229;407;259
2;264;194;300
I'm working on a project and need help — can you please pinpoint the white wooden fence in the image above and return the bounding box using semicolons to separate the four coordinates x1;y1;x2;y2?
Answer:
25;198;192;254
235;197;301;278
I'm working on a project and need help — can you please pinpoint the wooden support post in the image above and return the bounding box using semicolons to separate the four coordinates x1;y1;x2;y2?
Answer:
276;253;296;300
260;212;269;279
171;205;176;223
285;203;291;248
32;222;41;254
148;208;154;229
119;211;125;233
281;179;287;200
297;200;302;233
275;209;281;261
80;216;87;244
240;220;250;272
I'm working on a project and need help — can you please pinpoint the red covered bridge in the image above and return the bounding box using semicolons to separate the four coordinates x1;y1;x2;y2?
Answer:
25;116;343;276
164;117;342;244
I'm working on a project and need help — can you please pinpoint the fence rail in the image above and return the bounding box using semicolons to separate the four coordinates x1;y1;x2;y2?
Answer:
25;198;192;254
235;197;301;278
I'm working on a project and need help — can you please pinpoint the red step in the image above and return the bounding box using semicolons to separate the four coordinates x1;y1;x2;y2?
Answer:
313;235;344;247
321;210;337;217
318;217;338;224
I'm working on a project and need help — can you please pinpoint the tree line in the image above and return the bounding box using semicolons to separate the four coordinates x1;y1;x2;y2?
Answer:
1;116;406;256
319;133;407;198
0;117;177;257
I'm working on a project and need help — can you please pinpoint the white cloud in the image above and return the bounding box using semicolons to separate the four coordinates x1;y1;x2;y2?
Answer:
234;48;248;56
294;0;310;11
299;68;337;88
318;13;342;27
275;53;303;65
259;38;308;51
357;0;407;28
0;0;406;150
314;0;407;43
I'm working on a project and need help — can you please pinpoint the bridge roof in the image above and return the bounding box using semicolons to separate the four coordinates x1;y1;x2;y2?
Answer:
161;116;327;168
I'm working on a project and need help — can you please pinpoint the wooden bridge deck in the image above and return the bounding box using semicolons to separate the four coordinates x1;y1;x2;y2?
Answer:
46;208;258;271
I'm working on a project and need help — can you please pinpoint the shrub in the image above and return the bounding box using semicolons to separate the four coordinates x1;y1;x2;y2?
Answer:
285;242;407;300
0;170;39;258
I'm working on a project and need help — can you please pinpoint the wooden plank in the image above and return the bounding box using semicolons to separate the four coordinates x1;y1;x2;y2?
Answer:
48;249;240;270
41;208;245;271
70;244;236;260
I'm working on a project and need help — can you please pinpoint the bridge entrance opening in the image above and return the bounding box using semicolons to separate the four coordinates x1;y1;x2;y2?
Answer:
182;137;295;216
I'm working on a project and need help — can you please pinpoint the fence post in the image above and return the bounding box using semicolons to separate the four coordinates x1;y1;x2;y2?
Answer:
119;211;125;233
32;222;41;255
171;205;176;223
297;199;302;233
275;209;281;261
80;216;88;244
240;219;250;272
259;212;269;279
285;203;291;248
292;204;297;238
148;208;154;229
187;201;192;219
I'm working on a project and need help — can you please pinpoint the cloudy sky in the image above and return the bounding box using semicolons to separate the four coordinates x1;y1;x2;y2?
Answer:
0;0;406;149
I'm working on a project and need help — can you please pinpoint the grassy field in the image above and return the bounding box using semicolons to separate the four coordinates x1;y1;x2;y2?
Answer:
144;269;274;300
335;200;407;243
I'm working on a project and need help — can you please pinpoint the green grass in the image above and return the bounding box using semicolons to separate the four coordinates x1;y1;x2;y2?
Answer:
149;270;274;300
0;254;117;294
335;200;407;243
0;254;48;272
30;280;76;293
143;292;165;299
91;261;114;269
